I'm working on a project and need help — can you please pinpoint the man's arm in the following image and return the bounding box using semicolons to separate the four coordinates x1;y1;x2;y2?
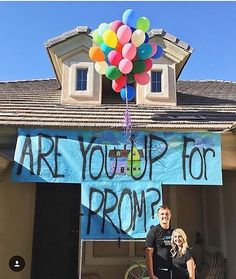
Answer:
186;258;195;279
146;247;158;279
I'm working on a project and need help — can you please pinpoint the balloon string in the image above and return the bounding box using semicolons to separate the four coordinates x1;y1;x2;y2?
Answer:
123;84;132;144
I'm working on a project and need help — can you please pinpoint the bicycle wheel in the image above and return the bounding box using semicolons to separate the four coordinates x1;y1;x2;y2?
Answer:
124;263;148;279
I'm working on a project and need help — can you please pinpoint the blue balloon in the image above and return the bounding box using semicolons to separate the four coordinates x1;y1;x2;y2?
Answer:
137;43;152;60
144;33;149;43
100;43;114;56
120;85;135;101
152;45;164;59
130;27;136;33
122;9;137;27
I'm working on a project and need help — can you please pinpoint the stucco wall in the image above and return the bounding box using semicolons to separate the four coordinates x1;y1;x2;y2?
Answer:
0;166;36;279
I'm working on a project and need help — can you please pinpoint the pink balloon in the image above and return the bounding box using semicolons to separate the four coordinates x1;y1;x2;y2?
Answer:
149;42;158;57
134;72;150;85
117;25;132;45
119;58;133;74
144;58;153;71
110;20;124;32
108;50;123;66
122;43;137;60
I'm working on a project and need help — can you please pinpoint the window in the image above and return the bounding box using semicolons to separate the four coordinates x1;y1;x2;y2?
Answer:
151;71;162;92
136;64;177;105
69;61;97;102
76;68;88;91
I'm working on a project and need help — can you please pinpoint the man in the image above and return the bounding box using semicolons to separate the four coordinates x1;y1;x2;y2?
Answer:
146;205;174;279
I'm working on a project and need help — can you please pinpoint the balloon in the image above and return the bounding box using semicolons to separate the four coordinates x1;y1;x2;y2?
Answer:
95;61;108;75
122;9;137;27
149;42;157;57
130;27;136;33
103;29;118;48
108;50;123;66
110;20;124;32
152;45;164;59
127;73;135;83
120;85;135;101
144;33;149;43
112;75;127;92
119;58;133;74
122;43;137;60
144;58;153;71
116;42;123;53
115;75;127;87
117;25;132;45
92;29;103;45
131;29;145;47
134;72;150;85
132;60;146;73
137;43;152;60
98;23;110;36
89;46;105;62
136;17;150;32
105;66;122;80
100;43;114;56
112;81;123;93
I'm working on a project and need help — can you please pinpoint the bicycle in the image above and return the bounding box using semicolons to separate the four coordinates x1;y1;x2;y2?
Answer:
124;259;149;279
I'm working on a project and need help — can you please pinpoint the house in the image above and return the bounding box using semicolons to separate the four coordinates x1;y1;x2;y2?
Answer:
108;145;144;175
0;25;235;279
127;145;143;176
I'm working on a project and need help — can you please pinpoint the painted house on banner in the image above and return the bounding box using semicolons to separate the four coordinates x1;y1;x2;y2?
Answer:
0;25;235;279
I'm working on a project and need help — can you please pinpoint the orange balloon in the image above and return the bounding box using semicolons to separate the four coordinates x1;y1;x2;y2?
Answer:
89;46;105;62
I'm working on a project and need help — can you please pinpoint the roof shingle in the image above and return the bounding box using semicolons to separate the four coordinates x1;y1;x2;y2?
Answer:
0;79;235;131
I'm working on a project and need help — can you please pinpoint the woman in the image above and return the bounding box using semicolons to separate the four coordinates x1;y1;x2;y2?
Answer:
170;228;196;279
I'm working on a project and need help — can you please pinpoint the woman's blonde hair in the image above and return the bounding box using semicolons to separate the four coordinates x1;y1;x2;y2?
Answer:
170;228;189;257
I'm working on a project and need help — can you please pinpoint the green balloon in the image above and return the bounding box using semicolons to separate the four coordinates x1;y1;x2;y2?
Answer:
127;73;135;83
92;29;103;45
132;60;146;73
105;66;122;80
136;17;150;32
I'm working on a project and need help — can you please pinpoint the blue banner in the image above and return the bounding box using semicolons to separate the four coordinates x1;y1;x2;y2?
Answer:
81;181;162;239
12;128;222;185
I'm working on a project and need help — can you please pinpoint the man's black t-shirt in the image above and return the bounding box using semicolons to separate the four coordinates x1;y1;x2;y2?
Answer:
146;224;174;270
172;248;193;279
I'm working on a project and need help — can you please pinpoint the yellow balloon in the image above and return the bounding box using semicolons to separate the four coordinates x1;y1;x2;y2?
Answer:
103;29;118;48
95;61;108;75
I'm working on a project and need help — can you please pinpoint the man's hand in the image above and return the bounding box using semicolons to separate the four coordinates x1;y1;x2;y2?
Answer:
146;247;158;279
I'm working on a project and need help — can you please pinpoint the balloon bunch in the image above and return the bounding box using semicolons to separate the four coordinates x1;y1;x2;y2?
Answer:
89;9;164;101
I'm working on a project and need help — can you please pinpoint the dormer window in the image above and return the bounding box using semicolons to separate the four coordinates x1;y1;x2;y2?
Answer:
151;71;162;93
76;68;88;91
136;63;176;106
67;61;100;104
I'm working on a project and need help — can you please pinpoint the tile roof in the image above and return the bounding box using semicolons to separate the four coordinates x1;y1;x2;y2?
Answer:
0;79;235;131
44;26;193;53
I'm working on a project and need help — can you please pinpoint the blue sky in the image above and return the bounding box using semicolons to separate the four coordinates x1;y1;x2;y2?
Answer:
0;1;236;81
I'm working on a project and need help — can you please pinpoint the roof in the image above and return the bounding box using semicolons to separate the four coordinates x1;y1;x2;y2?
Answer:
0;79;235;131
45;26;193;84
45;26;193;53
